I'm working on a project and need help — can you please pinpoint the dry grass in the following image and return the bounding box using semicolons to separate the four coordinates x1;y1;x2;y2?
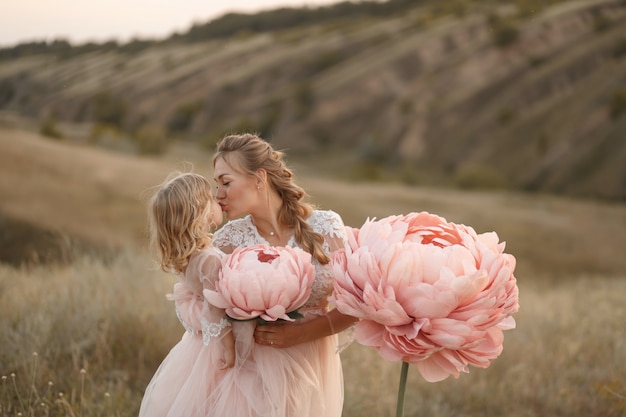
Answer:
342;278;626;417
0;252;179;417
0;127;214;249
1;128;626;416
1;258;624;417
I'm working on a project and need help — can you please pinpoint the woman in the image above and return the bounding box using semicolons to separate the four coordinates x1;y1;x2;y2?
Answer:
209;133;357;417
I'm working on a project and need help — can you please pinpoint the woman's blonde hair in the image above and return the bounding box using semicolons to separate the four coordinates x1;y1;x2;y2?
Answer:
213;133;330;265
148;172;217;273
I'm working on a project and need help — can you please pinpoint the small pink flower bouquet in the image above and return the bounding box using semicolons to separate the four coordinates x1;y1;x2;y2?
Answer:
330;212;519;383
204;244;316;322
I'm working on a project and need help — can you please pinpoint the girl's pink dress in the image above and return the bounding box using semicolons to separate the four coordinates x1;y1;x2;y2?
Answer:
139;210;348;417
138;247;233;417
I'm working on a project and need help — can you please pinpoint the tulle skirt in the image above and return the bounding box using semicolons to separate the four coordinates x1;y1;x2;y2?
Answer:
138;320;344;417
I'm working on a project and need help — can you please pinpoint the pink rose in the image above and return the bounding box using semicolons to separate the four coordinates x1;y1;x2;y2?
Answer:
204;244;315;322
331;212;519;382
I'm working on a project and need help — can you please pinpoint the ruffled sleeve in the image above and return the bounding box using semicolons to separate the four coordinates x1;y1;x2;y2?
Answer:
310;210;348;254
167;249;231;346
196;249;232;345
310;210;356;351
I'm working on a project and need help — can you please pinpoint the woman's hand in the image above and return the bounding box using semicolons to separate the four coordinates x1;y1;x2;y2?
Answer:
254;310;358;348
254;320;305;348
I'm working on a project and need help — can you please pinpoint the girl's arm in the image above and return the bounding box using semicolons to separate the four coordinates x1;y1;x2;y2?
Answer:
195;250;236;368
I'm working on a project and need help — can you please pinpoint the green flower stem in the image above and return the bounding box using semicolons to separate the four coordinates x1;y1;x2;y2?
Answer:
396;361;409;417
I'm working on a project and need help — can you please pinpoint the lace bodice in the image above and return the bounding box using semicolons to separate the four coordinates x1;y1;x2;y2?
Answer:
213;210;347;314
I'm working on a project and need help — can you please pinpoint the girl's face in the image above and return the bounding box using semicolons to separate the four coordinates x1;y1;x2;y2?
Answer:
207;196;223;228
213;157;259;220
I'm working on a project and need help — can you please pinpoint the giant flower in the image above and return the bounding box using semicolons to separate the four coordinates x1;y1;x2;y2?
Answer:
204;244;315;322
330;212;519;383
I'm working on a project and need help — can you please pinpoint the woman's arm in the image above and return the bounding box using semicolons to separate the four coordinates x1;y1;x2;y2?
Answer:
252;210;360;348
253;308;358;348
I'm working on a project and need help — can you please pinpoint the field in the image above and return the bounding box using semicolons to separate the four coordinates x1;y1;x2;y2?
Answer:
1;128;625;416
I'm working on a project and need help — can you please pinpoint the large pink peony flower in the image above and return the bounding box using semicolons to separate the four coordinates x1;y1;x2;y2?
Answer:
331;212;519;382
204;244;315;322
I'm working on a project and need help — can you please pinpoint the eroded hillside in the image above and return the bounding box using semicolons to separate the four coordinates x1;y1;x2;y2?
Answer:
1;0;625;199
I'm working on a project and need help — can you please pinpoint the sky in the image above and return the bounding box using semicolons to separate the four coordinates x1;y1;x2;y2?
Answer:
0;0;343;47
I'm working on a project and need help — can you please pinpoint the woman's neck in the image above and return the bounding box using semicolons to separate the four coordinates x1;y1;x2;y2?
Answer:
250;190;288;241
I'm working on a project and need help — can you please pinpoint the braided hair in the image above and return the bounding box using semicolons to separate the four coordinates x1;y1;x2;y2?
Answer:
213;133;330;264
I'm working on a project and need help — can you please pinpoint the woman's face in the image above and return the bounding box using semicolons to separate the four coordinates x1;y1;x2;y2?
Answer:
213;156;259;220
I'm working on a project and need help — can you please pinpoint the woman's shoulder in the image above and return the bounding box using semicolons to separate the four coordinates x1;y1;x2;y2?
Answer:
214;216;252;234
308;209;345;237
213;215;256;248
213;215;252;238
309;209;342;222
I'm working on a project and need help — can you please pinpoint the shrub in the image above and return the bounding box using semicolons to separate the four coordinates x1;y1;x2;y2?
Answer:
294;82;315;119
88;123;122;146
536;133;550;156
497;107;516;125
488;14;519;48
613;38;626;58
528;55;548;68
592;14;611;33
134;124;169;155
399;164;424;186
91;90;127;128
610;88;626;120
516;0;546;18
397;98;414;116
454;163;509;190
39;117;63;139
167;100;203;133
350;161;382;182
257;100;283;139
312;127;332;150
0;80;15;105
307;50;344;75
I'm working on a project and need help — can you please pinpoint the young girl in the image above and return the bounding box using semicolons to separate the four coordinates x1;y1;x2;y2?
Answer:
139;172;235;417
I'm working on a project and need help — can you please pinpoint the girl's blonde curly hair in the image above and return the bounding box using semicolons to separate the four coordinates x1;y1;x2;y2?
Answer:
148;172;217;274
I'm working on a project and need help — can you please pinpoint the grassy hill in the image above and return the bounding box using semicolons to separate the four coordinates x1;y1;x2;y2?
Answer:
0;0;625;200
2;126;626;280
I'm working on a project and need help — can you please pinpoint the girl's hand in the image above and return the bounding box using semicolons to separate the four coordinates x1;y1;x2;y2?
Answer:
219;331;236;368
220;347;235;369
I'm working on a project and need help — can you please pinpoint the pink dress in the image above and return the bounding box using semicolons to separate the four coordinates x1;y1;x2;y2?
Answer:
138;247;233;417
139;210;348;417
209;210;348;417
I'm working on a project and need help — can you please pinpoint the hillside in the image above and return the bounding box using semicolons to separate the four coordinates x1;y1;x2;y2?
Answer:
0;0;625;200
2;126;626;283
